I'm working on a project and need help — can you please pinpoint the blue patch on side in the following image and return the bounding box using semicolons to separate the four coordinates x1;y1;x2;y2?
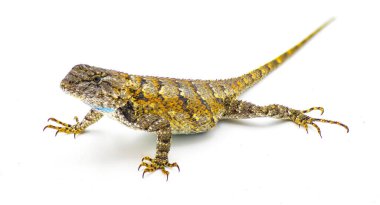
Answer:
94;107;115;113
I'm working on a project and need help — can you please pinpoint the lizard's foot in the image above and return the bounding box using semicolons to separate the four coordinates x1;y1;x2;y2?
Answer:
138;156;180;181
43;117;83;138
291;107;349;137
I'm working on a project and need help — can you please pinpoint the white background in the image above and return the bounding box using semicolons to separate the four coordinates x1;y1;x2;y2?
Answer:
0;0;379;204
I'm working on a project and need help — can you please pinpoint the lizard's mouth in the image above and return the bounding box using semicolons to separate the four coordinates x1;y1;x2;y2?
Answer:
60;78;79;98
60;72;80;95
60;81;68;90
60;79;72;93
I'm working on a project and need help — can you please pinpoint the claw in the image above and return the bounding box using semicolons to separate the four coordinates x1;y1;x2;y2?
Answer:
161;169;169;181
142;170;148;178
293;109;348;137
47;118;70;127
138;162;149;171
142;156;152;162
313;118;349;133
142;167;154;179
302;107;324;115
302;123;309;134
138;156;179;180
43;117;83;137
310;122;322;138
169;162;180;172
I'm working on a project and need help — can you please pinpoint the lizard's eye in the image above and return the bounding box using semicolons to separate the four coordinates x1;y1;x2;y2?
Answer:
93;76;102;83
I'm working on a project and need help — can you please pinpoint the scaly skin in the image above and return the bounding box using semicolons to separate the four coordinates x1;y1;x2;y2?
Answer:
44;19;348;180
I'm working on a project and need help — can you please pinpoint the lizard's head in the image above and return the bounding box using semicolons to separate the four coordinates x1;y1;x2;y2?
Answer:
60;64;129;109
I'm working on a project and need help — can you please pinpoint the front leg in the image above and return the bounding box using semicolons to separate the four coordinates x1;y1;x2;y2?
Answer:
44;109;103;138
114;103;179;180
223;100;349;137
135;115;180;181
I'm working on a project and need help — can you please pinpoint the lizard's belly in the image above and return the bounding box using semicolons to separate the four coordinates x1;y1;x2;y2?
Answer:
161;107;225;134
169;113;218;134
132;98;225;134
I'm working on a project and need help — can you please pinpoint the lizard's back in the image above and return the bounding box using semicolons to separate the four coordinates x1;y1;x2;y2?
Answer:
127;63;282;134
127;75;232;134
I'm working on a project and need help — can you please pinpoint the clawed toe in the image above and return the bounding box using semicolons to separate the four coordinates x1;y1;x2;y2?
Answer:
141;156;153;162
302;107;325;115
294;108;349;138
138;156;180;181
43;117;83;137
168;162;180;172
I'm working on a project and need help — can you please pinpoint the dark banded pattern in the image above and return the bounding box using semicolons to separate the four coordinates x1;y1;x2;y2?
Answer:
190;81;212;114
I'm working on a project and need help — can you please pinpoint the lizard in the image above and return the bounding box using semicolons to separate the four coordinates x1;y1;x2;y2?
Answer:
44;19;349;180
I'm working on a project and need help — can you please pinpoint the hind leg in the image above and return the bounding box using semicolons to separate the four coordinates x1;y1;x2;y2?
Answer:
222;100;348;137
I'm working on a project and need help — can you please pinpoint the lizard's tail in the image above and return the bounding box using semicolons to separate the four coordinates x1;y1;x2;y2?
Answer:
228;18;334;96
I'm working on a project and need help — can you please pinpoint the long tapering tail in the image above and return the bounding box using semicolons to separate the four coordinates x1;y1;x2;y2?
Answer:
228;18;334;96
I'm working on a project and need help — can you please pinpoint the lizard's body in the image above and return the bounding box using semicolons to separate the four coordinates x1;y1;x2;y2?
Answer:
112;76;226;134
44;19;348;180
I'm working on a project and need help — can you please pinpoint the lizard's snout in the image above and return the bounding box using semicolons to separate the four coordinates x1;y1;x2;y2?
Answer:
60;76;70;90
60;73;76;92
